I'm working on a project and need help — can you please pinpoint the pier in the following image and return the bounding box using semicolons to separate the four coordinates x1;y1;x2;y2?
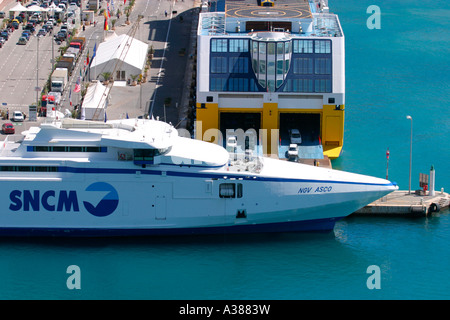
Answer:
353;190;450;217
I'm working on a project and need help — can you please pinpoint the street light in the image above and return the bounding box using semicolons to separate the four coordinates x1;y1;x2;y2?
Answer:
36;34;40;107
406;115;413;194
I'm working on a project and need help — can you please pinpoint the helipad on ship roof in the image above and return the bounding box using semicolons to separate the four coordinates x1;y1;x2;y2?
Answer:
224;0;312;19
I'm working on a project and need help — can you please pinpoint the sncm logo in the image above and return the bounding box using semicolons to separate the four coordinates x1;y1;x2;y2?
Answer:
9;182;119;217
83;182;119;217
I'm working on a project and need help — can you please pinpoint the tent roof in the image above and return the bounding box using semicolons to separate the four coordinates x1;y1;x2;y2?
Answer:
48;3;63;12
82;81;111;110
9;3;27;12
27;4;45;12
90;34;148;71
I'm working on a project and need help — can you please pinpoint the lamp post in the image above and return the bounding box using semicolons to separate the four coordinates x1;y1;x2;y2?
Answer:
50;8;54;71
406;115;413;194
36;34;40;107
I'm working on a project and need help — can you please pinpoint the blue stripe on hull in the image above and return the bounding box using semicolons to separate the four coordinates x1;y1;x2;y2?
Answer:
0;217;344;237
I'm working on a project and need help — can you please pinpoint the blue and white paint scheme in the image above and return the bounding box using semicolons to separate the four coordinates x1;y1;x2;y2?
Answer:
0;118;397;236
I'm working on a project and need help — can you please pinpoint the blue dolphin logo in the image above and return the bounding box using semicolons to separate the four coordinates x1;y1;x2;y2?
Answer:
83;182;119;217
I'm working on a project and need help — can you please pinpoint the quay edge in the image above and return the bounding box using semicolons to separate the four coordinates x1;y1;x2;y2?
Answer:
352;190;450;217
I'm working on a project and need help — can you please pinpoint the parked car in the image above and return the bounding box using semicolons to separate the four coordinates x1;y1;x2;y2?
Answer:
287;144;299;160
55;31;67;41
289;129;302;144
226;136;237;153
45;21;54;30
0;37;5;46
2;122;15;134
38;28;47;36
31;13;42;22
11;111;24;122
21;31;31;40
18;36;28;45
24;25;35;33
0;31;8;40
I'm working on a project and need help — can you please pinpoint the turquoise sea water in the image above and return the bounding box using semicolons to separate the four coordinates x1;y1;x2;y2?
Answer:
0;0;449;300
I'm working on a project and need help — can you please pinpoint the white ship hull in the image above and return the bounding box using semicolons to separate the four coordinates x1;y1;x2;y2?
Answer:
0;119;397;236
0;161;396;236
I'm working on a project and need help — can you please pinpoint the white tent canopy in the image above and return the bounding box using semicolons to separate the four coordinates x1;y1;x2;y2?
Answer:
9;3;27;12
47;3;63;12
89;34;148;82
9;3;27;13
81;81;111;120
27;5;45;12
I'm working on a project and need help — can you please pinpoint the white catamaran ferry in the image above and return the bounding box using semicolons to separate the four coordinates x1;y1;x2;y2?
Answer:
0;118;397;236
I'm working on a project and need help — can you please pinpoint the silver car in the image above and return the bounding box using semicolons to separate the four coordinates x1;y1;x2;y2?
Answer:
289;129;302;144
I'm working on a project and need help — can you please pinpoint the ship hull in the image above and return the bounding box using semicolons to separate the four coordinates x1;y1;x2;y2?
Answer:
0;217;343;237
0;164;396;237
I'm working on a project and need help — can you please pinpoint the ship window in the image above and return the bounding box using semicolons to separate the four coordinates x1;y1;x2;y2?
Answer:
211;57;227;73
219;183;235;198
30;146;106;152
229;39;249;52
35;146;50;152
267;42;275;55
315;79;332;93
314;40;331;54
68;146;83;152
229;57;248;74
0;166;58;172
293;40;313;53
228;78;248;92
293;58;313;74
133;148;168;161
211;39;228;52
277;42;284;55
210;77;227;91
52;146;66;152
86;146;103;152
315;58;331;74
219;183;243;198
237;183;243;198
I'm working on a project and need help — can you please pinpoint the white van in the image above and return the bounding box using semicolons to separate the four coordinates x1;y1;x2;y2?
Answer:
12;111;24;122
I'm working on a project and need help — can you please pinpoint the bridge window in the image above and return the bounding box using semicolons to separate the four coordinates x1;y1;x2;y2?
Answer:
229;39;249;52
211;39;228;52
314;40;331;53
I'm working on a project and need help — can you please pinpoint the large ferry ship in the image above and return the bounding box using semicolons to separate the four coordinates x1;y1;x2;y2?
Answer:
0;118;396;236
196;0;346;160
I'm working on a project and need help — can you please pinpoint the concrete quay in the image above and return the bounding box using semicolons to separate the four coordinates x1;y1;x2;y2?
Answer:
353;190;450;217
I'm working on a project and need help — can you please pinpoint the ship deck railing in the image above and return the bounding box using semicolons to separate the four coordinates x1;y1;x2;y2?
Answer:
227;153;263;174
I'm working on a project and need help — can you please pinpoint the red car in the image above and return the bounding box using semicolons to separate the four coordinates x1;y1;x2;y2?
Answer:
2;122;15;134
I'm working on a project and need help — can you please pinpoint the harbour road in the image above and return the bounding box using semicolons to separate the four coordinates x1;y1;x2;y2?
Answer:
0;21;62;112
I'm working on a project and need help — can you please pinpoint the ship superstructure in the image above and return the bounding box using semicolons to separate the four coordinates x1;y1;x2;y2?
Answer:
196;0;345;159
